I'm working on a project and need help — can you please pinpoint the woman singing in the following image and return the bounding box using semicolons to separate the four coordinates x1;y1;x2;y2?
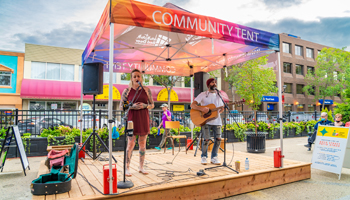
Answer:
119;69;154;176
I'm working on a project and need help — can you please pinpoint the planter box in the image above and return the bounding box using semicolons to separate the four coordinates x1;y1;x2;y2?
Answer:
246;132;267;153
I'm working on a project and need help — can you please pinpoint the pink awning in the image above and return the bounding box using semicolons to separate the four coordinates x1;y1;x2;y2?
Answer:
20;79;230;102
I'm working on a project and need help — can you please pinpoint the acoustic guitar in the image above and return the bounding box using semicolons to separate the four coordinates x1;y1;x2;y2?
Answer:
190;99;245;127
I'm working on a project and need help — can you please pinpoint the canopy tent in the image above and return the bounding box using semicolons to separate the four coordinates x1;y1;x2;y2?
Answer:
82;0;284;193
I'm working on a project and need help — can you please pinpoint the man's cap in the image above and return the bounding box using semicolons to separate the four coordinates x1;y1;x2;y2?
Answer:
206;78;216;88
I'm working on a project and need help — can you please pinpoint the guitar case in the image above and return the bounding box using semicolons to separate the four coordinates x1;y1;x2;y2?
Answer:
31;143;79;195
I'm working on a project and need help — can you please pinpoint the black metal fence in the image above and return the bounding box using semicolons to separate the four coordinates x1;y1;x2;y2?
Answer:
0;109;321;137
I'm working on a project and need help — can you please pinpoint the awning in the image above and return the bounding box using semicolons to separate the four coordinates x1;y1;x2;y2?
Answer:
319;99;334;105
20;79;229;102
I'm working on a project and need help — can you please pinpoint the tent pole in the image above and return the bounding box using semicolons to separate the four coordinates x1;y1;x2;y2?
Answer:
277;51;284;168
190;76;194;139
108;22;114;194
80;68;83;144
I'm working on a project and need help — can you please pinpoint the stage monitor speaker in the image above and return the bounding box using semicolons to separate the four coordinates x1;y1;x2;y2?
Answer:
194;72;210;97
82;62;103;95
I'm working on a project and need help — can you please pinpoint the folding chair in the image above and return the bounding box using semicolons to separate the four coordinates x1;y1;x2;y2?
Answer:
164;121;188;155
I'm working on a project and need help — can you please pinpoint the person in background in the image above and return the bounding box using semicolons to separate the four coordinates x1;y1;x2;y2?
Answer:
330;114;345;127
304;112;332;150
155;104;172;151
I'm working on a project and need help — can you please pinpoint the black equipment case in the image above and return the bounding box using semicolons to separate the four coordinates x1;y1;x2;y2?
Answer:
31;143;79;195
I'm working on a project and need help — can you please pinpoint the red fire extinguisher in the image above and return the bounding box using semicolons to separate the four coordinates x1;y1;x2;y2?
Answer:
274;148;284;168
103;164;117;194
187;138;193;150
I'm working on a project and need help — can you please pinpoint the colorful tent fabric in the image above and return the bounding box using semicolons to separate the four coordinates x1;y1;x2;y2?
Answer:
82;0;279;76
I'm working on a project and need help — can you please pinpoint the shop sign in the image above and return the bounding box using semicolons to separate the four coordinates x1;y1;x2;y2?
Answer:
157;88;179;102
262;96;278;102
173;105;184;111
318;99;333;105
79;103;92;110
96;85;121;100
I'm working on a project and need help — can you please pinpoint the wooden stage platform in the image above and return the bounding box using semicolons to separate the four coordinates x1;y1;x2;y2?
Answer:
32;149;311;200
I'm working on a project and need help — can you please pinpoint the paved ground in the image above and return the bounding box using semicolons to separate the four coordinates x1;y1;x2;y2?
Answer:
1;137;349;200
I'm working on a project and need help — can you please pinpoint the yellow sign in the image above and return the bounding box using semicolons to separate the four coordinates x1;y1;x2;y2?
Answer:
157;88;179;102
173;105;184;111
316;126;349;139
96;85;121;100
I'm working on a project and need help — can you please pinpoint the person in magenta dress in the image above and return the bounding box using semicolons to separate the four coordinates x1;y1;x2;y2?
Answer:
119;69;154;176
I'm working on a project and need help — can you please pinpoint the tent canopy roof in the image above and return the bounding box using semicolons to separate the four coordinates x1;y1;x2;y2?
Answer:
83;0;279;76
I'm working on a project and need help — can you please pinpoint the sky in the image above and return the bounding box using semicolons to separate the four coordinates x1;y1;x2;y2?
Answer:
0;0;349;53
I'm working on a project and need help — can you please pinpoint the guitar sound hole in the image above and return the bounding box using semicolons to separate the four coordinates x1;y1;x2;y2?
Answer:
203;110;212;118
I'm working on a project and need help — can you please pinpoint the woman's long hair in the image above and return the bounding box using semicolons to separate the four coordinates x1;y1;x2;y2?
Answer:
128;69;143;87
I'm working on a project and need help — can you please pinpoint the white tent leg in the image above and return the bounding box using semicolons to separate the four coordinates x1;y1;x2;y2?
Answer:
191;76;194;139
277;52;284;168
108;22;114;194
80;68;83;144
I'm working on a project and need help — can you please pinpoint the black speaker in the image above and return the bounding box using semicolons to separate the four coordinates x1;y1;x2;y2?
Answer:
194;72;210;97
82;62;103;95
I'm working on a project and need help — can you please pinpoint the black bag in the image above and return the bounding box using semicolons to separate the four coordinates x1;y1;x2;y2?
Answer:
31;143;79;195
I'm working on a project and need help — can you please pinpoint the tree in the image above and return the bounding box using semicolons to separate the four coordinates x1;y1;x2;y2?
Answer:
225;56;277;133
151;75;182;108
303;47;350;110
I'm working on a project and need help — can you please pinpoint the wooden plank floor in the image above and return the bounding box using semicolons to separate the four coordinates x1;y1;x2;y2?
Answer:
33;149;311;200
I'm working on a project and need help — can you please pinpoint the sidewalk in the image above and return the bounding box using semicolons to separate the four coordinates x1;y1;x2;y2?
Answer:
0;137;349;200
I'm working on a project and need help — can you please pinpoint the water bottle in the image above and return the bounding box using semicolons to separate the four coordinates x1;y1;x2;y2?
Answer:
245;158;249;170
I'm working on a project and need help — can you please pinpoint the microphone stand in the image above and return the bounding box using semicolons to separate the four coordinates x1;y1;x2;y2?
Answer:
117;85;142;189
205;89;239;174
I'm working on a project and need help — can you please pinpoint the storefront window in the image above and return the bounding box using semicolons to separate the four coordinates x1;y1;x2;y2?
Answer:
120;73;130;84
63;102;77;110
284;104;293;111
0;71;11;86
47;102;62;110
308;104;315;111
297;104;304;111
30;101;46;110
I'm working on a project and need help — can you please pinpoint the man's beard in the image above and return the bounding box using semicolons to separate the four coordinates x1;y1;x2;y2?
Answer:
210;85;217;90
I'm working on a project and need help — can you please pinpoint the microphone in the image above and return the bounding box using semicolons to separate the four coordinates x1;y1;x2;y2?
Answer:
212;87;220;92
136;80;143;89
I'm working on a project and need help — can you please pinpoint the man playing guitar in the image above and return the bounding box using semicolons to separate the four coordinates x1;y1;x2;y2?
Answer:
190;78;224;165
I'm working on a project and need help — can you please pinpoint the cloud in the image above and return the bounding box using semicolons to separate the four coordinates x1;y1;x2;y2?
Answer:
13;22;95;50
261;0;303;8
246;17;350;50
152;0;191;6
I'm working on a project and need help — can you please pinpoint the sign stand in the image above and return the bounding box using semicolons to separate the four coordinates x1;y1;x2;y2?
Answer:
0;126;30;176
311;125;350;180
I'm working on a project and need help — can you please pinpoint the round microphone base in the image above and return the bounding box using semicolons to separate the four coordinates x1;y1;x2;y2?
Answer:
117;180;134;189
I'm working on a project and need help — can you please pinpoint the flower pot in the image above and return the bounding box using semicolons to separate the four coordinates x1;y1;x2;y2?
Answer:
246;132;267;153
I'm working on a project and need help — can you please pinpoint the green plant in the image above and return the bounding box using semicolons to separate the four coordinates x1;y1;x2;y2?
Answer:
0;127;7;139
21;133;31;153
47;135;57;146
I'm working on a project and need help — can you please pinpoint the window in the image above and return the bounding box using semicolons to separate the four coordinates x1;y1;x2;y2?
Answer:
307;66;314;75
283;43;291;53
284;83;292;94
283;63;292;73
143;74;150;86
31;62;74;81
284;104;293;111
120;73;130;84
297;104;304;111
296;64;304;75
308;104;315;111
295;45;303;56
29;101;46;110
306;48;314;58
79;65;82;81
296;84;304;94
185;77;191;87
0;71;11;86
103;72;116;84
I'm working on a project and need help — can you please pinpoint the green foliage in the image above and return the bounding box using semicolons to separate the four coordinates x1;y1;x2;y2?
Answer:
306;120;317;133
334;103;350;123
193;126;201;133
225;56;277;132
0;127;7;139
21;133;31;153
303;47;350;109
